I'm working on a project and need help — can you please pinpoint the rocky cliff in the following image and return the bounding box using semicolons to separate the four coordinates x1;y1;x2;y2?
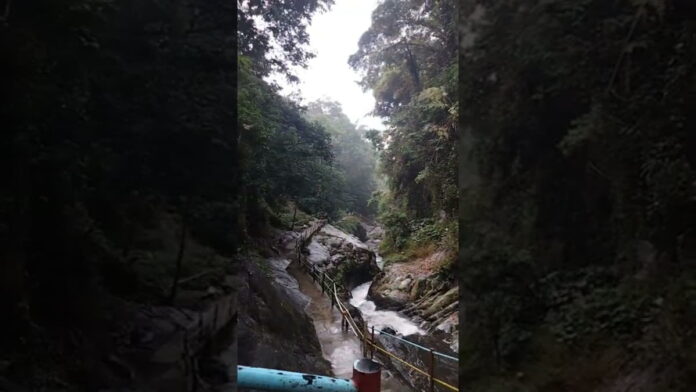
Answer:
368;249;459;352
236;223;332;374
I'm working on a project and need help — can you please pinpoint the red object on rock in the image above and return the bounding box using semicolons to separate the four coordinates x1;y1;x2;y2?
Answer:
352;358;381;392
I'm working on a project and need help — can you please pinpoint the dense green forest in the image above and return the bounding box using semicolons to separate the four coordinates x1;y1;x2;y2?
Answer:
238;60;379;229
459;1;696;390
0;0;346;388
1;0;240;387
350;0;459;264
5;0;695;390
305;99;378;218
1;0;387;384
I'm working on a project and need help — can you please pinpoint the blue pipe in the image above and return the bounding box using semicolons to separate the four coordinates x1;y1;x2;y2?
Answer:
237;366;358;392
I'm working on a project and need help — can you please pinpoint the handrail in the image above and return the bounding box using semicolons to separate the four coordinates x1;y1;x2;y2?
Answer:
293;219;458;392
332;281;456;391
376;330;458;362
335;289;364;340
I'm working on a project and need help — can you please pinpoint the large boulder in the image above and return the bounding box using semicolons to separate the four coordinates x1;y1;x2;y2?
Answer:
305;224;380;290
366;272;411;310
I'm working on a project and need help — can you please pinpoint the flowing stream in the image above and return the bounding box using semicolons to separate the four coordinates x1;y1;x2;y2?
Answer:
288;221;459;392
349;282;424;336
291;265;415;391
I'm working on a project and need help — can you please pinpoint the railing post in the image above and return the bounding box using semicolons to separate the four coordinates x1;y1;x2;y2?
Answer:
363;323;369;358
429;349;435;392
370;326;375;359
321;273;325;293
331;283;336;309
362;334;366;358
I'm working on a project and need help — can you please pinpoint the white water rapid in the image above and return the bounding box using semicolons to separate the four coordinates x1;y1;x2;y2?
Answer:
349;282;424;337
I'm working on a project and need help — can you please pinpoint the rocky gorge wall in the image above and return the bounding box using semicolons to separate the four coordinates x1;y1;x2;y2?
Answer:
236;224;333;379
236;257;331;376
368;249;459;353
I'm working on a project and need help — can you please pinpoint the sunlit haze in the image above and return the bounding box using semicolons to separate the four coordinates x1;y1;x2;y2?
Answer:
268;0;386;131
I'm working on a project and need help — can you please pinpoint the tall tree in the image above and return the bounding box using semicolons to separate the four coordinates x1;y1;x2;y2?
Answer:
350;0;458;252
237;0;334;80
1;0;238;387
458;1;696;389
305;99;378;216
238;56;344;226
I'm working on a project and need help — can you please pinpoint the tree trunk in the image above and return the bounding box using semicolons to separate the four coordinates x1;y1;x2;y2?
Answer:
290;205;297;231
404;42;421;91
168;201;189;304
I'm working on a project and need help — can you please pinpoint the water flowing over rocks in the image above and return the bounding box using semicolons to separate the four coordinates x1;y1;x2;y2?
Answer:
234;219;458;392
350;282;424;337
367;249;459;352
349;280;458;392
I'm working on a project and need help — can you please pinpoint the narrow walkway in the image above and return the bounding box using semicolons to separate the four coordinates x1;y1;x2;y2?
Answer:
292;220;458;392
288;262;412;391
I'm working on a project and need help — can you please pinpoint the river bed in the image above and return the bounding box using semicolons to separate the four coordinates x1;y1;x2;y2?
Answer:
289;221;457;392
349;281;423;336
291;264;414;391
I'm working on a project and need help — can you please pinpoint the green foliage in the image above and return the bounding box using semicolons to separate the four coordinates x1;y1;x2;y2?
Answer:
0;0;341;386
237;0;351;228
372;186;458;268
276;203;314;230
2;0;238;309
411;219;446;246
335;214;367;241
1;0;242;385
237;0;334;80
458;0;696;387
364;129;385;152
382;252;409;266
305;100;378;217
534;267;661;344
351;0;458;257
239;57;345;222
379;205;412;252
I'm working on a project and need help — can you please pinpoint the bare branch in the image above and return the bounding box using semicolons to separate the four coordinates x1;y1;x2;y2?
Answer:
0;0;12;24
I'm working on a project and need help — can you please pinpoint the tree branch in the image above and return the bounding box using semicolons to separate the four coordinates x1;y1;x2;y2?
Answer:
606;6;643;95
0;0;11;24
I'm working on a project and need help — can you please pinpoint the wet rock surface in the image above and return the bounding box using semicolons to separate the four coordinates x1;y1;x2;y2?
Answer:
306;224;381;290
289;261;413;391
367;271;413;310
237;258;331;376
366;249;459;352
83;277;240;392
234;219;458;392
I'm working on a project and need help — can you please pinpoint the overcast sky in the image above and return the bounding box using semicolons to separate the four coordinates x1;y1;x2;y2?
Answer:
270;0;385;130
